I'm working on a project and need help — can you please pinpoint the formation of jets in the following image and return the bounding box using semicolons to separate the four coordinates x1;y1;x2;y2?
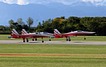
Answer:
11;29;52;42
11;29;95;43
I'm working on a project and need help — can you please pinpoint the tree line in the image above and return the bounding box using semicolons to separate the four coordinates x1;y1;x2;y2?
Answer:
0;17;34;34
0;16;106;35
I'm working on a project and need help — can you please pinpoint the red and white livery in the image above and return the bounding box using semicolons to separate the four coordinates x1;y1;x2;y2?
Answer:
11;29;51;42
54;29;95;41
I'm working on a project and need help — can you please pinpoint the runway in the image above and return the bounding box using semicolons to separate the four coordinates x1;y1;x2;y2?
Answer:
0;40;106;45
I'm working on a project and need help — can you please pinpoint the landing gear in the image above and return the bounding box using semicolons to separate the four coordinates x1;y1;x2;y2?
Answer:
66;37;68;41
32;38;37;41
66;38;68;41
42;38;44;43
23;38;29;42
32;38;34;41
66;37;71;41
35;38;37;41
68;37;71;41
23;38;25;42
84;37;86;40
42;40;44;43
26;38;29;42
84;36;86;40
49;39;51;41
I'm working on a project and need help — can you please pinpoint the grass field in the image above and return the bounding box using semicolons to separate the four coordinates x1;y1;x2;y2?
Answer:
0;35;10;40
0;44;106;67
0;35;106;67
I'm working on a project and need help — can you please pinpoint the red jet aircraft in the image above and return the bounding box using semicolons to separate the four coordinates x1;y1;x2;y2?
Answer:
54;29;95;41
21;29;52;42
11;29;51;42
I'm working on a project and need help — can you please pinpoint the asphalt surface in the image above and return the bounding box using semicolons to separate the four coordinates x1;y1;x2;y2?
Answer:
0;40;106;45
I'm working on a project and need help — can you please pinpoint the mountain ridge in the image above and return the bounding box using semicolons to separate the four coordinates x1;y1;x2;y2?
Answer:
0;2;106;26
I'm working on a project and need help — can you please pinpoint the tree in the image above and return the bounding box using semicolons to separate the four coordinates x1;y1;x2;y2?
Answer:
9;19;15;30
98;22;106;35
16;18;25;32
7;16;106;35
17;18;24;25
27;17;34;32
42;19;53;32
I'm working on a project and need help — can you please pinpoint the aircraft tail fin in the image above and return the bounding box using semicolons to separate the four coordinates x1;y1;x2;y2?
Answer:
11;29;19;35
21;29;28;35
54;29;62;38
54;29;61;34
11;29;20;38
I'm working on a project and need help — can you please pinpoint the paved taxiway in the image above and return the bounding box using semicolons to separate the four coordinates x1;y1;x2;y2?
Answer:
0;40;106;45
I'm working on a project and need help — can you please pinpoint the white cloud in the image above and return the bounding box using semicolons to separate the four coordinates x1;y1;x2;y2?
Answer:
82;0;103;3
81;0;106;6
0;0;29;5
29;0;51;4
28;0;80;5
0;0;80;5
53;0;80;5
0;0;16;4
0;0;106;6
17;0;29;5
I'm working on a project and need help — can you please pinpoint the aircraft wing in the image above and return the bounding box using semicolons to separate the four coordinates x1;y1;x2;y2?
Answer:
63;31;95;36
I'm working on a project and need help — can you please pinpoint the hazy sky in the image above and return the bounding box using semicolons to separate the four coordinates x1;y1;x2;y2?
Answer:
0;0;106;26
0;0;105;6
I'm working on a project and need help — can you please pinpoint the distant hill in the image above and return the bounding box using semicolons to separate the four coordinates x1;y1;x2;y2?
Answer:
0;2;106;26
